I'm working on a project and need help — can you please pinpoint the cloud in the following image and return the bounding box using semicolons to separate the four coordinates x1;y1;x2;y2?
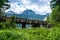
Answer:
7;0;52;15
27;0;49;6
6;3;26;14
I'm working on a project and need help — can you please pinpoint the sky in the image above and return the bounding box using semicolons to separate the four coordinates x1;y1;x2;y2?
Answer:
6;0;52;15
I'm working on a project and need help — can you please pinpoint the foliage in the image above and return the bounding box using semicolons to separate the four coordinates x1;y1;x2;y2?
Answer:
10;16;16;28
0;0;10;13
0;27;60;40
0;16;16;29
0;0;10;22
50;0;60;10
51;6;60;23
50;0;60;25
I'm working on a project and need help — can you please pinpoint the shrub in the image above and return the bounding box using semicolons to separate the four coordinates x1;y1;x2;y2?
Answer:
0;27;60;40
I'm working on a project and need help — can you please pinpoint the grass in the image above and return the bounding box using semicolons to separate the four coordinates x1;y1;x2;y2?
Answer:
0;27;60;40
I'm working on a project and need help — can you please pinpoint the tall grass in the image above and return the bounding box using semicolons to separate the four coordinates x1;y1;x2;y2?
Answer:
0;27;60;40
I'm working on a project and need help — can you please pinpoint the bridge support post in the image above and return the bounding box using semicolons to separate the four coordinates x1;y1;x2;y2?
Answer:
42;21;48;27
32;24;40;28
22;23;26;28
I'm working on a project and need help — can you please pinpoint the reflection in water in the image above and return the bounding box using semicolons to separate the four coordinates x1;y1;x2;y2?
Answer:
26;24;32;29
16;24;32;29
16;24;22;29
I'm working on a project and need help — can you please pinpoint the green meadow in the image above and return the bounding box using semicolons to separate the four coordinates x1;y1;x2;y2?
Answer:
0;27;60;40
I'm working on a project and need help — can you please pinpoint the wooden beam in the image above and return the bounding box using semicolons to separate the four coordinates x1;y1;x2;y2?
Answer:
22;23;26;28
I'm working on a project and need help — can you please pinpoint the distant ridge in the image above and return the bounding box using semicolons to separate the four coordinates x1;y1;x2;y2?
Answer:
6;9;49;21
6;10;16;17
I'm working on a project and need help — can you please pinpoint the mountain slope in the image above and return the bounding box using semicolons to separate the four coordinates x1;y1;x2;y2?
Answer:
18;9;49;20
6;10;16;17
5;10;49;21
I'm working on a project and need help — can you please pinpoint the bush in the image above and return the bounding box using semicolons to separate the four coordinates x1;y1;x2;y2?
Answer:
0;30;30;40
0;27;60;40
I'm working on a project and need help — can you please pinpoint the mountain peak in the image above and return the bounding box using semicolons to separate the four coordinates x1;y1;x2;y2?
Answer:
22;9;35;15
6;10;15;14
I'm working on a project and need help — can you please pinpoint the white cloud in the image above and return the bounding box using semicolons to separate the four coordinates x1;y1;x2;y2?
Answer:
21;0;30;5
6;3;26;14
38;5;52;14
7;0;52;15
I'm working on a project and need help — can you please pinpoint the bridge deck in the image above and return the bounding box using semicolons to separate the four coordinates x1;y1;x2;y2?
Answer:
1;16;48;28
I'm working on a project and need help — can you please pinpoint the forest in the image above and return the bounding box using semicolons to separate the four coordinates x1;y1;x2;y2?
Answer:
0;0;60;40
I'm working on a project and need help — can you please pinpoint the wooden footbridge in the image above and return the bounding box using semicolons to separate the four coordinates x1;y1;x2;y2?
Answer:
16;18;48;28
0;16;48;28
